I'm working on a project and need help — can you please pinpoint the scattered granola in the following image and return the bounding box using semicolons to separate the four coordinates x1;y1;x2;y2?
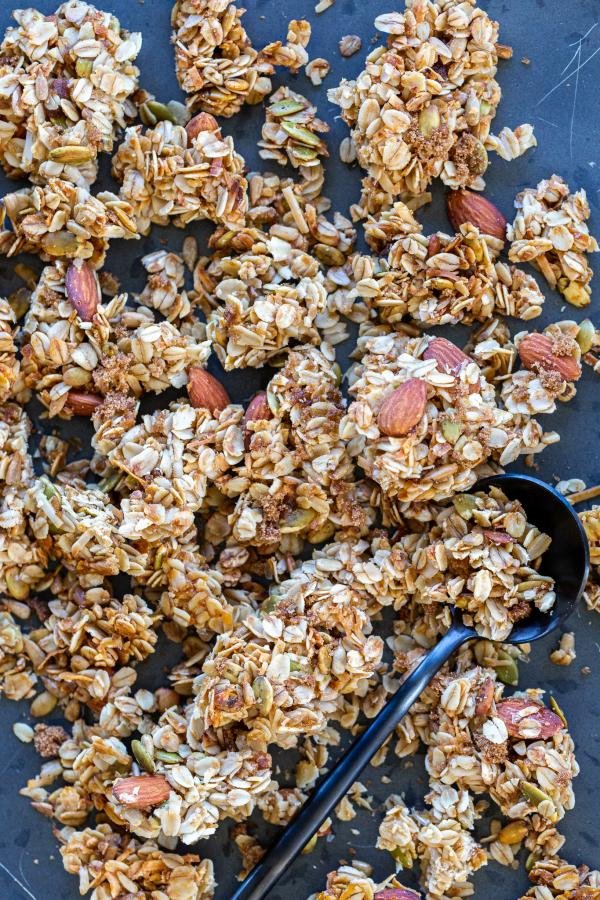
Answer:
0;0;596;898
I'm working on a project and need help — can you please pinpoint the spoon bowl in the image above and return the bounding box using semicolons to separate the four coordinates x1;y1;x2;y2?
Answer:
476;473;590;644
232;473;590;900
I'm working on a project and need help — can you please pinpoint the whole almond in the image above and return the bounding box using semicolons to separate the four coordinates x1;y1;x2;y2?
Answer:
423;337;470;373
113;774;170;809
243;391;272;425
186;112;219;141
496;698;563;740
65;390;102;416
446;190;507;241
518;333;582;382
378;378;427;437
65;261;99;321
187;367;230;413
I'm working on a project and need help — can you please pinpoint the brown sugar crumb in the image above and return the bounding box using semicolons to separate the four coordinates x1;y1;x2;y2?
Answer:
449;133;488;185
33;724;69;758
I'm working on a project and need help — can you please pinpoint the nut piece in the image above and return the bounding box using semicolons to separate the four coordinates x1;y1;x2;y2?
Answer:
518;333;582;381
474;677;495;717
187;367;230;412
65;390;103;416
375;890;421;900
339;34;362;57
483;529;512;545
112;774;170;809
65;261;99;321
186;112;219;141
378;378;428;437
447;190;507;240
496;698;564;739
423;337;471;373
243;391;272;425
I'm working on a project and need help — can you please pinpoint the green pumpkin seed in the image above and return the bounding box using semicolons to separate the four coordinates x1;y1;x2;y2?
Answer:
154;750;182;764
494;651;518;686
131;739;155;773
75;59;93;77
49;145;93;164
252;676;273;715
291;145;319;162
269;99;306;117
391;847;413;868
549;695;567;726
442;420;462;443
452;494;477;520
281;121;322;147
576;319;595;354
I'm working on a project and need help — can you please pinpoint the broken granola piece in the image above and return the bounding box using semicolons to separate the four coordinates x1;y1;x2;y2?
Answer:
508;174;599;307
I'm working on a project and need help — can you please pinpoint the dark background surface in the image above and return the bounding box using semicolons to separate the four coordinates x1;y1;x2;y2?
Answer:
0;0;599;898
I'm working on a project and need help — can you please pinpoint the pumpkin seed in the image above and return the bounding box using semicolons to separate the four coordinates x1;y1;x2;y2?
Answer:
280;508;316;534
269;99;306;117
498;820;528;844
252;676;273;715
452;494;477;520
494;651;518;686
576;319;595;353
49;145;93;164
442;420;462;443
154;750;182;764
131;739;155;773
281;121;322;147
549;695;567;726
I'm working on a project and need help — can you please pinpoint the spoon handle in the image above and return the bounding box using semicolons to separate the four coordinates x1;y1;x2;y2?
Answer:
231;621;473;900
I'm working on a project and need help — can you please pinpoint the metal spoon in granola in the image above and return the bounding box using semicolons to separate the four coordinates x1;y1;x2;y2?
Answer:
232;472;589;900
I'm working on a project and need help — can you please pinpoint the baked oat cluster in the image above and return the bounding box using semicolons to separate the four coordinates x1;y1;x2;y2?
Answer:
0;0;596;899
328;0;536;217
0;2;141;186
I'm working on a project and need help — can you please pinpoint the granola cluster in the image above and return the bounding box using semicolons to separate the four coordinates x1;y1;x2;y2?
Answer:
377;667;578;897
0;2;141;186
352;205;545;326
508;174;599;308
172;0;310;117
328;0;535;217
112;114;248;234
341;331;557;505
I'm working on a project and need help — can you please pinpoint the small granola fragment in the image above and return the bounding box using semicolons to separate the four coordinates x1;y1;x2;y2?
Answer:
520;855;600;898
508;175;599;307
59;822;215;898
550;632;576;666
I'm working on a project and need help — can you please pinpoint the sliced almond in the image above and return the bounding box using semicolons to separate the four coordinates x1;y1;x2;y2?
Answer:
518;333;582;382
187;367;230;413
65;261;99;321
112;774;170;809
446;189;507;240
423;337;470;373
496;698;563;740
483;529;512;545
375;890;421;900
378;378;427;437
65;390;102;416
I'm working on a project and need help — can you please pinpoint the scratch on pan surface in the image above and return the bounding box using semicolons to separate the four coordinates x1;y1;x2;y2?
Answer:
0;862;37;900
536;20;600;159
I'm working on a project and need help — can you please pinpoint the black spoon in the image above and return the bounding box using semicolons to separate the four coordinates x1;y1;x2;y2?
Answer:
231;473;590;900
